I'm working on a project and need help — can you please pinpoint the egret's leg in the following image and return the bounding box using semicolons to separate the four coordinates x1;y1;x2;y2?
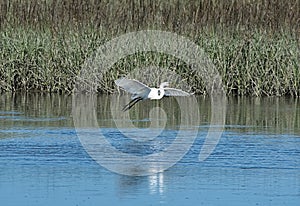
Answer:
122;97;143;111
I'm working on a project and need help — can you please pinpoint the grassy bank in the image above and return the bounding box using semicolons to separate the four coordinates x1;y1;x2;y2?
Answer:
0;0;299;96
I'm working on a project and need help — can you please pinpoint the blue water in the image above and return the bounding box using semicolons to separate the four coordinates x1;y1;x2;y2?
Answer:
1;126;299;206
0;95;300;206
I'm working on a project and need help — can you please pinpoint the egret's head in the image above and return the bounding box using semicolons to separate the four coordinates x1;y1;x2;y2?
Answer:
159;82;169;88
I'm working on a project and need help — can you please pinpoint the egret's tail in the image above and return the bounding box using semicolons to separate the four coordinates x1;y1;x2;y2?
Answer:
122;97;143;111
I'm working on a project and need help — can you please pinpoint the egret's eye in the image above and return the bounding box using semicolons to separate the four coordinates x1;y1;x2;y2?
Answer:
158;90;161;96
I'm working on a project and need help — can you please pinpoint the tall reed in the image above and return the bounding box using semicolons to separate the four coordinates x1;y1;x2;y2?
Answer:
0;0;299;95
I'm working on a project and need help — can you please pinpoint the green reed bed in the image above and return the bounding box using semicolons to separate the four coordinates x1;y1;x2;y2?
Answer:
0;0;299;96
198;32;300;96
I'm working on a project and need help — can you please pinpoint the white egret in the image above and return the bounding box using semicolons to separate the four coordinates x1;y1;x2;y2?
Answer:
115;78;192;111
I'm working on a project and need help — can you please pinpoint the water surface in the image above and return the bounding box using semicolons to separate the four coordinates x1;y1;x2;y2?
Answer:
0;94;299;205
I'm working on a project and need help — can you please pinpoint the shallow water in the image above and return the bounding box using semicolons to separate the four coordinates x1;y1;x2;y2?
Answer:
0;94;299;205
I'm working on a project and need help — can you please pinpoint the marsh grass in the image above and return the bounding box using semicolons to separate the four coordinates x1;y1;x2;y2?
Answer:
0;0;299;95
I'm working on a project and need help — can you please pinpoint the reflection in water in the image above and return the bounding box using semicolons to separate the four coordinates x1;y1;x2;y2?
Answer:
0;93;73;130
148;173;165;195
73;93;200;176
116;173;165;198
1;93;299;134
117;175;147;196
226;97;300;134
0;93;300;205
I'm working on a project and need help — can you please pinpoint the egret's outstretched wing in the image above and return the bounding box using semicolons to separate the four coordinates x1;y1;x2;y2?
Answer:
115;78;151;99
164;88;191;96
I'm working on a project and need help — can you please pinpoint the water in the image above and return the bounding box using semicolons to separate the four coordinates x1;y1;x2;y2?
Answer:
0;94;299;205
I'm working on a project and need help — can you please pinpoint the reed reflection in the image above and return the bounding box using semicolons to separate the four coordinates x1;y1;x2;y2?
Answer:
1;93;299;134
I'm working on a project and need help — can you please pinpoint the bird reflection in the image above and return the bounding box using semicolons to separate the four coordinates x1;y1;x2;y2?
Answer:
148;172;165;195
117;172;165;197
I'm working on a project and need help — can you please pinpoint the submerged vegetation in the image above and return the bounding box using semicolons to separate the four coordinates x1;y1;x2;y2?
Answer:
0;0;299;96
